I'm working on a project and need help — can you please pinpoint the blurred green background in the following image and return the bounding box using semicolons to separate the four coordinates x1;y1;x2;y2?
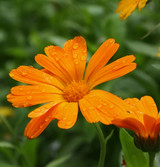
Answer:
0;0;160;166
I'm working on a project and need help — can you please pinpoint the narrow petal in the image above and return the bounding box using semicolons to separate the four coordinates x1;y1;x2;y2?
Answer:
52;102;78;129
28;101;64;118
141;96;158;118
35;53;70;84
85;39;119;82
116;0;138;20
87;55;136;88
7;93;64;108
24;108;53;139
80;90;129;121
10;84;63;96
138;0;147;11
64;36;87;80
143;114;156;138
9;66;64;90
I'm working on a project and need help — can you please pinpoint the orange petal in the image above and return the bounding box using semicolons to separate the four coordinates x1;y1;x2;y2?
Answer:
24;108;54;139
87;55;136;88
64;36;87;80
7;93;64;108
143;114;156;138
138;0;147;11
124;98;144;122
52;102;78;129
28;101;64;118
112;117;146;137
85;39;119;82
81;90;129;120
140;96;158;118
9;66;64;90
116;0;138;20
35;53;70;84
10;84;62;96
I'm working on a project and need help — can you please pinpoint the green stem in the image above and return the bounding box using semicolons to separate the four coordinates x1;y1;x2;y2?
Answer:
0;114;32;167
93;123;106;167
149;152;156;167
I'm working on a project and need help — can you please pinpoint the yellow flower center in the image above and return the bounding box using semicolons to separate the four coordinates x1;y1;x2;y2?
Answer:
63;81;90;102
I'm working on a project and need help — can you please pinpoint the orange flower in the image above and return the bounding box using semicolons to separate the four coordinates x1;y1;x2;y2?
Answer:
116;0;148;20
112;96;160;151
7;36;136;139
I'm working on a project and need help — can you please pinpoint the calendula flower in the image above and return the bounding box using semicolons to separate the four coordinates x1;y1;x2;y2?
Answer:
0;107;14;122
7;36;136;139
116;0;148;20
112;96;160;152
156;47;160;57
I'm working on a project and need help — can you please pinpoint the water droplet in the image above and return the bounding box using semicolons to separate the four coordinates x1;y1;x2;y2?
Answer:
98;104;102;108
22;72;27;76
81;56;86;61
113;66;119;70
109;104;114;109
73;43;79;49
55;57;59;61
41;89;45;93
27;96;32;100
73;53;78;59
10;73;14;77
40;123;44;128
66;121;72;126
45;117;49;122
74;60;79;65
19;87;23;91
83;50;87;53
63;117;67;120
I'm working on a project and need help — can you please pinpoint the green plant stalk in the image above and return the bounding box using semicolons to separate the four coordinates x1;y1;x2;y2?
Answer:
149;152;156;167
0;114;32;167
93;123;106;167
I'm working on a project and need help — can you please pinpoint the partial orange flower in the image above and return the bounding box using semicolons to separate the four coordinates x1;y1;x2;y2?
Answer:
112;96;160;152
116;0;148;20
7;36;136;139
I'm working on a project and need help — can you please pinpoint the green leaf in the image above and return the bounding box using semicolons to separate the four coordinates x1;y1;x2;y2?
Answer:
120;129;149;167
45;154;71;167
0;141;15;149
126;40;158;58
22;138;39;167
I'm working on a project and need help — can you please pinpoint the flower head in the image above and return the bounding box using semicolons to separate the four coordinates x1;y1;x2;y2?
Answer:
112;96;160;152
116;0;148;20
7;36;136;139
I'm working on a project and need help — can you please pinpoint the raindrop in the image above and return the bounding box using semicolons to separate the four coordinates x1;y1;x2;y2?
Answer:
66;121;72;126
22;72;27;76
27;96;32;100
81;56;86;61
73;53;78;59
73;43;79;49
10;73;14;77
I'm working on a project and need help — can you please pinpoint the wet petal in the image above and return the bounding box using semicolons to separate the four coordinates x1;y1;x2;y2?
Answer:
7;93;64;108
52;102;78;129
85;39;119;82
64;36;87;80
88;55;136;88
9;66;64;90
28;101;64;118
10;84;63;96
24;108;53;139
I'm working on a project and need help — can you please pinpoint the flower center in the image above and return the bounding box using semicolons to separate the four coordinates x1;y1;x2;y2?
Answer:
63;81;90;102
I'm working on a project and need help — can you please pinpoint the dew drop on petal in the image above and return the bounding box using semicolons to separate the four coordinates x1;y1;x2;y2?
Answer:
73;43;79;49
81;56;86;61
27;96;32;100
73;53;78;59
22;72;27;76
10;73;14;77
66;121;72;126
